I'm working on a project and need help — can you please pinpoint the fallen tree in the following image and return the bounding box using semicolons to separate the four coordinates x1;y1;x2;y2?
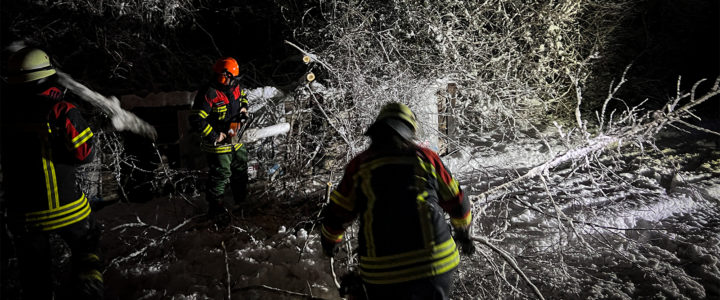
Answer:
469;76;720;204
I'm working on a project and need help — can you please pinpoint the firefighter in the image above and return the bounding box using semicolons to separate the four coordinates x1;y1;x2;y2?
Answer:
320;102;475;299
189;57;250;226
1;47;103;299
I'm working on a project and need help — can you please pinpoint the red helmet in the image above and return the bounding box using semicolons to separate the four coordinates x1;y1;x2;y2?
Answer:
213;57;239;84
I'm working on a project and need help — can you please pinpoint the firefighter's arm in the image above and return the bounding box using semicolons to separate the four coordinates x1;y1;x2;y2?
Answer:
189;92;219;143
51;102;94;163
424;149;476;255
422;148;472;230
319;162;359;257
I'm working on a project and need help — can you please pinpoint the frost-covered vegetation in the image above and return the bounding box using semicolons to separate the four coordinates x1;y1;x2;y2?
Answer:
2;0;719;299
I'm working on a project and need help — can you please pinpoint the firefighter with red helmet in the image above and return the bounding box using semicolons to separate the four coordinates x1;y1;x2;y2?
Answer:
320;103;475;299
189;57;250;225
1;48;103;299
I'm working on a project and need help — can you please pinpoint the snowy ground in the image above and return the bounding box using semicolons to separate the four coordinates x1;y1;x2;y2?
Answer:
89;126;719;300
451;129;720;299
4;127;717;299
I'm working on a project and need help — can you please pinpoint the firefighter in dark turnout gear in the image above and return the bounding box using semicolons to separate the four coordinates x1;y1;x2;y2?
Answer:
320;103;473;300
189;57;249;225
1;48;103;299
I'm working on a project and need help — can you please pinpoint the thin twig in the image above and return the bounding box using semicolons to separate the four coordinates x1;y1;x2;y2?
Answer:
299;182;333;262
305;84;356;154
222;241;232;300
329;257;341;290
471;236;545;300
231;284;330;300
284;40;335;74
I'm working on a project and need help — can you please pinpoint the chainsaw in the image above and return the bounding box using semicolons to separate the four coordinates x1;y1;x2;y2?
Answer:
227;113;253;144
226;113;291;144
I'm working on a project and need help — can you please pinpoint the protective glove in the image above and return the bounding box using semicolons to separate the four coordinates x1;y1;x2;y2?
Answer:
454;227;476;256
321;236;340;258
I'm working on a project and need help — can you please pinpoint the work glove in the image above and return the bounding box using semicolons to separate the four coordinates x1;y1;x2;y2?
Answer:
321;236;340;258
454;227;476;256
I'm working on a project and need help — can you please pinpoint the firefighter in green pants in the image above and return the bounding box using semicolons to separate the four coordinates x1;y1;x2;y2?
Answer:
189;57;249;225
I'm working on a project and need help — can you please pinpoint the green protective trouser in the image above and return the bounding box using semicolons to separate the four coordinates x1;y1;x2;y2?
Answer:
205;145;248;206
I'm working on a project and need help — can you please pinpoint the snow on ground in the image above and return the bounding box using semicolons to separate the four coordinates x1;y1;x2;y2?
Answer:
97;194;340;299
67;127;720;299
452;129;720;299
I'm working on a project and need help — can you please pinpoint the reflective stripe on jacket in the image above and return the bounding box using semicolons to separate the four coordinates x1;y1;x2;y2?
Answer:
200;142;244;154
25;193;91;231
321;146;471;284
188;81;248;150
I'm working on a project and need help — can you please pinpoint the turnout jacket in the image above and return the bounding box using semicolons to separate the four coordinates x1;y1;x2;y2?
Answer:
321;145;472;284
189;80;248;153
1;78;94;231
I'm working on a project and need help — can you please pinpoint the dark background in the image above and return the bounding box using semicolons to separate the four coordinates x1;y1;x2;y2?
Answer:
2;0;717;112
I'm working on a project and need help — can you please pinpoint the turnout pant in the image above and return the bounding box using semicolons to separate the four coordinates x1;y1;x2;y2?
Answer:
205;145;248;207
15;216;103;300
362;268;455;300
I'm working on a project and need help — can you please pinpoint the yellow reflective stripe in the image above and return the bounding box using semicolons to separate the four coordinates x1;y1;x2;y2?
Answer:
200;143;243;153
354;155;431;258
25;194;88;220
41;145;60;209
25;194;92;231
212;106;227;112
195;110;208;118
241;89;247;97
330;190;354;211
361;250;459;281
360;246;456;271
360;248;459;284
321;224;343;242
72;127;92;143
36;200;91;231
448;178;459;195
416;190;433;245
72;128;94;148
80;269;103;282
419;157;459;200
451;211;472;228
360;168;377;257
417;158;437;177
202;124;212;136
360;238;456;264
84;253;100;262
46;122;52;133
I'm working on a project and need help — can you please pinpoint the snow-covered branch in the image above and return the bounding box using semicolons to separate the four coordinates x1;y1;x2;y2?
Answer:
56;71;157;140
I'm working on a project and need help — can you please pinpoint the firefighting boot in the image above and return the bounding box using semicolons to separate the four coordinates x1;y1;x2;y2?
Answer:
72;253;104;300
77;269;104;300
207;200;231;228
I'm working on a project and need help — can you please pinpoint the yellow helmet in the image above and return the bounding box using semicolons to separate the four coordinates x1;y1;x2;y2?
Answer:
366;102;418;140
7;48;57;83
